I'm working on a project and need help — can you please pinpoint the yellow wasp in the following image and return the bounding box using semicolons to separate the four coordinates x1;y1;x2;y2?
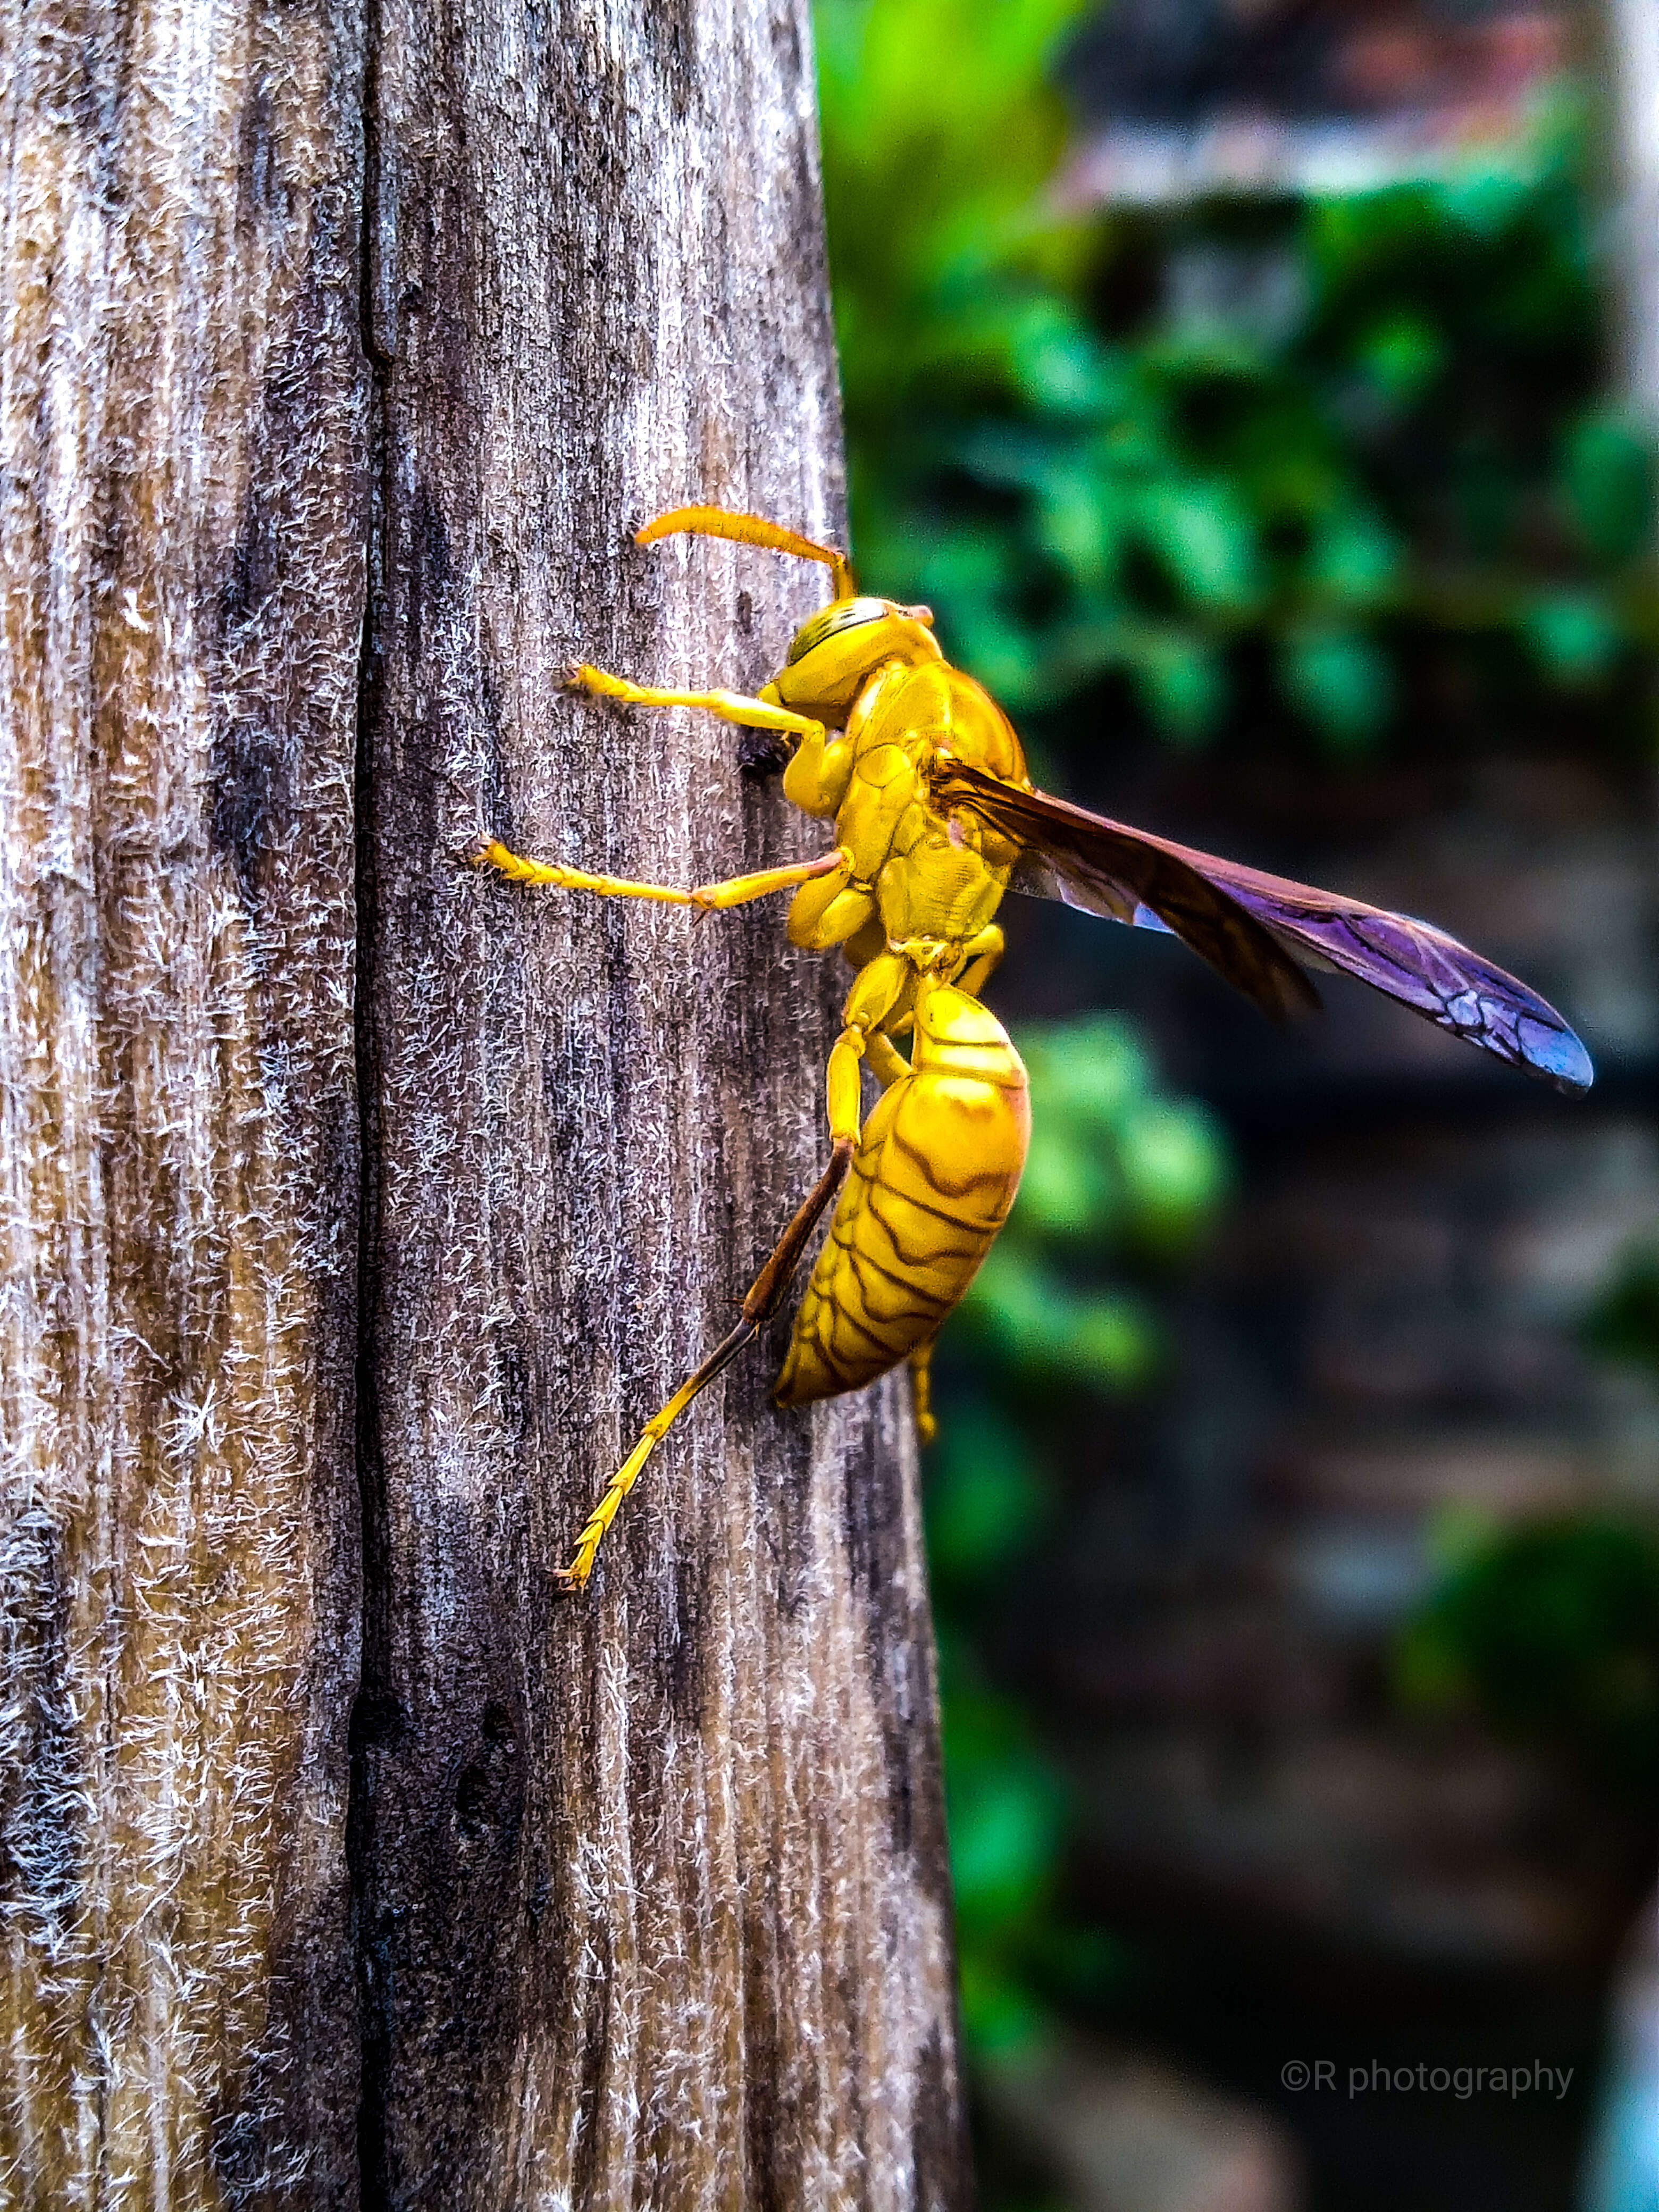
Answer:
475;505;1591;1590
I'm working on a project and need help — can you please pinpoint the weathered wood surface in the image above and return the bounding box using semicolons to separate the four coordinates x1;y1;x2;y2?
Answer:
356;3;968;2203
3;0;970;2204
1;0;368;2199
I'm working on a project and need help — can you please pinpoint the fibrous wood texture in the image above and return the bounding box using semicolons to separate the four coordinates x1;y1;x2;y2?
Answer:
2;0;970;2204
356;1;969;2202
1;0;367;2198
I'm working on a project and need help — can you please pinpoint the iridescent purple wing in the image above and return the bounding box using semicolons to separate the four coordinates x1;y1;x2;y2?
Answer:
931;757;1593;1095
933;759;1318;1021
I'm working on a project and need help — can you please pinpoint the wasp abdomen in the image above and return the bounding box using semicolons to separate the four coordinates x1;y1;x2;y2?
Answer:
775;987;1029;1409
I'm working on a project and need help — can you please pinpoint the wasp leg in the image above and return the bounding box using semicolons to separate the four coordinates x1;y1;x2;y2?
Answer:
473;840;845;911
866;1032;912;1088
569;662;825;747
956;924;1005;1001
908;1341;939;1447
556;1137;855;1591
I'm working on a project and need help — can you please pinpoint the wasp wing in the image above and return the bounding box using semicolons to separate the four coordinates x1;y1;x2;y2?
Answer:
932;757;1593;1096
933;760;1317;1020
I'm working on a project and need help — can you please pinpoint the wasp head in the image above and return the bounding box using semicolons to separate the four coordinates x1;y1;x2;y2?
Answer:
769;596;942;726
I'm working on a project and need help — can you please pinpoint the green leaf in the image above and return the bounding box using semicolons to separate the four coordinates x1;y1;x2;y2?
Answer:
1401;1516;1659;1806
1280;625;1393;750
1583;1245;1659;1377
1128;628;1228;747
1524;590;1620;689
962;1247;1157;1389
1308;508;1400;608
1563;411;1656;562
947;1758;1063;1929
957;1953;1050;2056
1116;1101;1230;1249
1011;1124;1119;1241
926;1411;1049;1580
1005;298;1117;419
1357;311;1445;399
1019;1016;1146;1120
1136;483;1260;613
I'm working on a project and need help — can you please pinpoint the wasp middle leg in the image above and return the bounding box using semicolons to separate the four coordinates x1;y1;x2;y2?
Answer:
954;923;1005;1001
473;840;845;911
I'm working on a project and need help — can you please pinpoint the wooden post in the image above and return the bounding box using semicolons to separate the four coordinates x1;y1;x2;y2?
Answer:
2;0;368;2195
1605;0;1659;422
2;1;972;2203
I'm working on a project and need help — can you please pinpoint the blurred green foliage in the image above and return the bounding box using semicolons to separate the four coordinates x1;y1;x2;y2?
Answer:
814;0;1656;2178
1401;1247;1659;1807
817;0;1656;752
1583;1243;1659;1372
958;1017;1227;1390
1401;1518;1659;1808
923;1023;1228;2060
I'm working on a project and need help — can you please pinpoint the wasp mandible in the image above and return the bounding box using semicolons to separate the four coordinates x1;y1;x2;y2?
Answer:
475;506;1593;1591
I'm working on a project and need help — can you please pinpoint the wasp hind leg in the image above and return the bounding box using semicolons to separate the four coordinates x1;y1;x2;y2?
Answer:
556;1138;855;1591
908;1342;939;1447
866;1032;912;1088
955;924;1005;1002
560;1003;877;1589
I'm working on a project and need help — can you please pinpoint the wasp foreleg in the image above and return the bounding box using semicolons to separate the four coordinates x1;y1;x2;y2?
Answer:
555;1137;855;1592
568;662;824;750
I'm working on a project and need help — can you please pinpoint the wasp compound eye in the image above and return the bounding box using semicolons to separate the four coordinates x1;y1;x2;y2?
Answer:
785;596;891;666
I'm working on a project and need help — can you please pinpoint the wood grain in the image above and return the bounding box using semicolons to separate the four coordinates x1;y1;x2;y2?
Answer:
4;0;970;2203
355;2;970;2204
0;0;367;2198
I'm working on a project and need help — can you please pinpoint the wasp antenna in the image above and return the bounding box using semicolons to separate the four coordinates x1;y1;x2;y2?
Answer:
636;505;857;600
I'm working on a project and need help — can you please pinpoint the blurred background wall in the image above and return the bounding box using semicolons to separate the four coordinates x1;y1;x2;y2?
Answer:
812;4;1659;2208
